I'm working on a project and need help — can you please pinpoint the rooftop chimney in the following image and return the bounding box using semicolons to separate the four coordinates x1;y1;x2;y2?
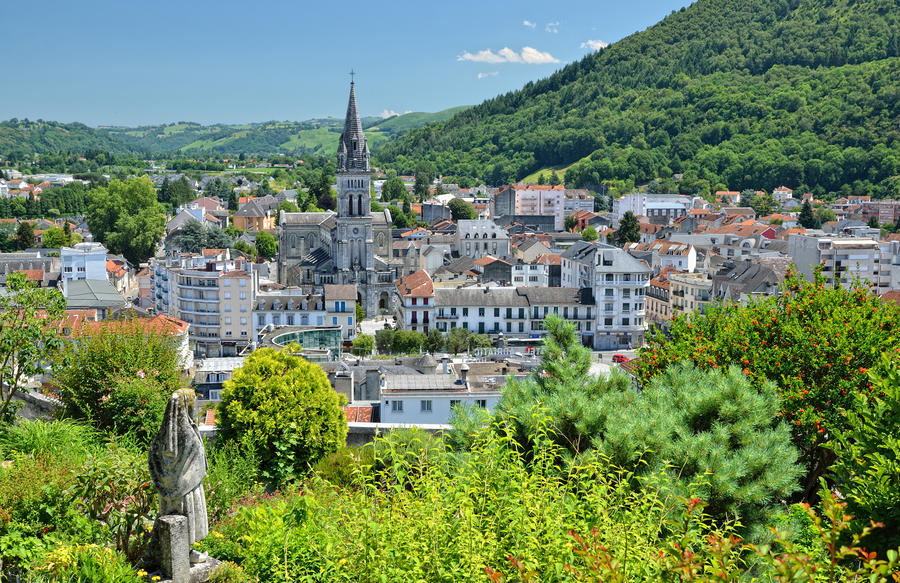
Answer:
460;363;469;385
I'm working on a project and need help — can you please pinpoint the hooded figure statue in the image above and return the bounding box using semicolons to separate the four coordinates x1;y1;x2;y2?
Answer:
149;389;208;562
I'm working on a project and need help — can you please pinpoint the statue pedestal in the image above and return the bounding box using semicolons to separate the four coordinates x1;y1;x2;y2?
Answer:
153;514;221;583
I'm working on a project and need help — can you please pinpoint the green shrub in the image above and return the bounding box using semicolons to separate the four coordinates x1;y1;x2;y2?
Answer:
217;346;347;487
596;363;801;538
0;419;97;464
209;560;256;583
312;446;373;487
828;353;900;552
52;319;186;444
31;544;143;583
68;438;156;563
205;440;265;522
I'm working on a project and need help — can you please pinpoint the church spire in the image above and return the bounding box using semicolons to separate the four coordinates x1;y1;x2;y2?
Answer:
337;80;370;172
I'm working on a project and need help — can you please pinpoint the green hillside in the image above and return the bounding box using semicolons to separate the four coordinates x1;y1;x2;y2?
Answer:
0;120;135;158
0;108;472;159
378;0;900;197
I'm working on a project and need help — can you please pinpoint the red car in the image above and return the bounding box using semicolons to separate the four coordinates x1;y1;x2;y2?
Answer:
611;354;630;363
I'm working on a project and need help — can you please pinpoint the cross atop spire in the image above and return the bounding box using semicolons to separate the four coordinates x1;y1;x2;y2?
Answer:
337;80;369;172
349;69;355;83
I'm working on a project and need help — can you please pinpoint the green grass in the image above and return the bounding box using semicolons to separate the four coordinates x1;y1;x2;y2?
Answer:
520;159;583;184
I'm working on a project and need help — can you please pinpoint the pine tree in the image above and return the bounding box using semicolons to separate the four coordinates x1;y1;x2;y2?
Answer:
798;200;819;228
614;211;640;246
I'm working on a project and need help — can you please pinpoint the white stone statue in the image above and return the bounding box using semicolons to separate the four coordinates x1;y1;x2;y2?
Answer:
149;389;208;564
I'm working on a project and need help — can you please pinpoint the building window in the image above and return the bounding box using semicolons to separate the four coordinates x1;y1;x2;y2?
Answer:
223;279;231;287
605;317;613;326
224;303;231;312
391;400;403;413
224;291;231;299
494;308;500;317
479;308;485;317
475;399;487;408
332;317;338;325
239;279;247;287
450;400;460;409
420;400;432;413
463;308;468;317
622;318;630;326
209;390;220;401
347;317;353;326
240;292;247;300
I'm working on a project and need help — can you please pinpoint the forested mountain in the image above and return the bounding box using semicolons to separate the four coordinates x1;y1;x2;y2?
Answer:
378;0;900;197
0;108;470;159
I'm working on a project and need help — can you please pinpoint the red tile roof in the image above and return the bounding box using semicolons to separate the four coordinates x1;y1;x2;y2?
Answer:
396;269;434;298
343;405;374;422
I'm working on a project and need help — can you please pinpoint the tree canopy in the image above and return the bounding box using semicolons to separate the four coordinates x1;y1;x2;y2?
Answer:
87;176;165;265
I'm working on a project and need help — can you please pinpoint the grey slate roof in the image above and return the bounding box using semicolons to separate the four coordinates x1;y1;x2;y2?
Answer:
281;211;336;227
63;279;127;309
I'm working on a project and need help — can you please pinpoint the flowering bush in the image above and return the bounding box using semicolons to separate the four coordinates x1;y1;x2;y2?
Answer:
636;267;900;492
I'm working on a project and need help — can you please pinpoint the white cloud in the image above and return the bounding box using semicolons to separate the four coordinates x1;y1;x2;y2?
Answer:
523;20;536;28
477;71;499;79
379;109;413;119
457;46;559;64
545;21;560;33
581;39;608;51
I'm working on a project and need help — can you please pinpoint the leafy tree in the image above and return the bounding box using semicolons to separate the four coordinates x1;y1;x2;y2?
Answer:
749;194;780;217
446;327;469;355
51;319;186;444
827;355;900;553
40;226;68;249
375;328;395;354
171;219;206;253
381;176;407;202
255;230;278;259
205;226;232;249
15;221;34;249
224;225;244;239
867;215;880;229
218;346;347;485
798;200;819;229
424;328;445;353
277;200;300;214
636;267;900;498
233;240;256;258
307;170;335;211
814;206;836;225
413;161;435;201
614;211;640;246
0;272;66;421
87;176;165;265
391;330;425;354
547;173;561;186
581;226;599;241
469;334;493;352
564;215;577;232
352;334;374;357
448;198;476;221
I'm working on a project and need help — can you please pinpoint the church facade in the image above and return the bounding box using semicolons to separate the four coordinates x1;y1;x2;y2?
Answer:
278;82;396;315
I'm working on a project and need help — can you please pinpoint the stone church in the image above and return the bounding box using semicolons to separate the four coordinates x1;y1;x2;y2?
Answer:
278;82;397;315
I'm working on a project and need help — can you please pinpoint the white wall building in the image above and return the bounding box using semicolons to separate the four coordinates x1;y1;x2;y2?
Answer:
511;262;550;287
60;242;108;293
456;220;511;259
379;371;501;425
561;241;651;349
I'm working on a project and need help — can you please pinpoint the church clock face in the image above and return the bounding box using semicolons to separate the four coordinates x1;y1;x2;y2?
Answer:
353;227;359;235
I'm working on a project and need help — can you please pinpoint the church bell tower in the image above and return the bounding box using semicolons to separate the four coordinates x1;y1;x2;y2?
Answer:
333;80;374;275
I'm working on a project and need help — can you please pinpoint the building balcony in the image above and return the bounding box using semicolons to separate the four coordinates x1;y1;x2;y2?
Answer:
178;282;219;290
179;306;220;315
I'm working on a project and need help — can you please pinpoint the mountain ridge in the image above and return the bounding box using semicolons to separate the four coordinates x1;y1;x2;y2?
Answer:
378;0;900;196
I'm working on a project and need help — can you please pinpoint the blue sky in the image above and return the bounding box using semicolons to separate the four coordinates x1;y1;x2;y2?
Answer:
4;0;692;126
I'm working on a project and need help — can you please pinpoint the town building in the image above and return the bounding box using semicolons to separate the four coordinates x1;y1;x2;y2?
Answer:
394;270;435;334
668;272;712;317
560;241;651;349
60;242;107;292
456;219;511;259
492;185;565;230
788;235;894;291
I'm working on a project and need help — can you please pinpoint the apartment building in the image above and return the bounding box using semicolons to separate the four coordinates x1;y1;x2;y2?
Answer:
669;272;712;317
646;270;672;325
431;286;595;344
492;185;565;230
253;289;327;340
788;235;894;291
173;257;255;357
394;270;435;334
612;193;695;221
561;241;652;349
511;261;549;287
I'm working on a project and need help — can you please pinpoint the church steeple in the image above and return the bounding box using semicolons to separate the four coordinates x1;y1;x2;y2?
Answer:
337;81;370;172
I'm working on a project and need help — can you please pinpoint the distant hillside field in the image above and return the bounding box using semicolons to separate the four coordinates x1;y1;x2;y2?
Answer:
0;106;471;158
378;0;900;197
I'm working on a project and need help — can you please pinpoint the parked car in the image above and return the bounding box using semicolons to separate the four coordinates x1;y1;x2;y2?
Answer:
611;354;630;363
